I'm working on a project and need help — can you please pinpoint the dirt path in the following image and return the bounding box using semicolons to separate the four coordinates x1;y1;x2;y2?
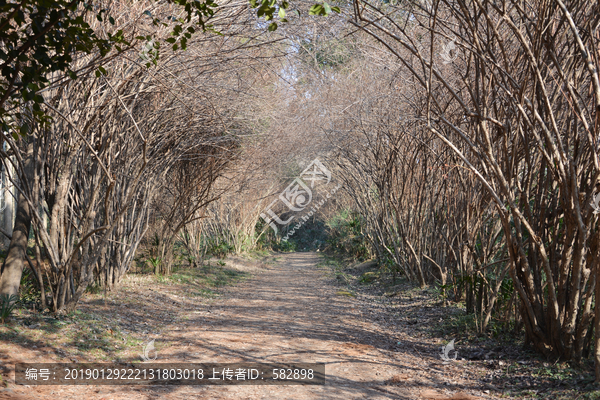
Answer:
2;252;488;400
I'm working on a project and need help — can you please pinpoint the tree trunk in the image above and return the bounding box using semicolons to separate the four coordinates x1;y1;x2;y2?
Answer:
2;153;16;248
595;262;600;383
0;142;34;299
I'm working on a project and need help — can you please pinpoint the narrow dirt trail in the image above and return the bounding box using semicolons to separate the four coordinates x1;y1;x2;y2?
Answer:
152;252;481;400
4;252;485;400
171;251;409;399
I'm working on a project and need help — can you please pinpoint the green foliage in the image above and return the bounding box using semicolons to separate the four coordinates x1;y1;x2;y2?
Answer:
434;280;453;300
299;38;353;69
204;236;234;259
248;0;340;32
437;310;478;339
185;254;197;267
0;1;119;130
277;239;297;252
254;218;288;251
308;2;340;16
0;0;241;135
147;256;162;274
0;294;19;323
211;241;234;259
359;271;378;284
255;207;368;255
18;268;40;304
159;263;249;296
85;283;103;295
325;209;370;259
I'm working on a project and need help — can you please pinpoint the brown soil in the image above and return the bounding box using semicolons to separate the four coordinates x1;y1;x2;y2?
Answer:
0;252;493;399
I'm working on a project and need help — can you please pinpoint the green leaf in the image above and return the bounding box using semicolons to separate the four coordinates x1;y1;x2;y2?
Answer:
206;27;223;36
268;22;277;31
278;7;286;18
323;2;332;14
309;4;322;15
19;123;29;136
331;6;341;13
166;37;177;43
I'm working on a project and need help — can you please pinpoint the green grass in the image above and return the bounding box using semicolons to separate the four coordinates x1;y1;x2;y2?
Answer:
154;264;249;297
316;256;343;271
248;249;270;258
335;290;356;297
359;271;379;284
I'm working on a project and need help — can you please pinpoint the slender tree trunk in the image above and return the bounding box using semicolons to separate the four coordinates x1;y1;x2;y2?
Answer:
594;263;600;383
2;155;15;248
0;142;34;299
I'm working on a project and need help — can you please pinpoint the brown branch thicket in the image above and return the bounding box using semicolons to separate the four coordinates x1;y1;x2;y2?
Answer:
350;0;600;374
314;49;508;335
182;12;355;255
0;0;281;311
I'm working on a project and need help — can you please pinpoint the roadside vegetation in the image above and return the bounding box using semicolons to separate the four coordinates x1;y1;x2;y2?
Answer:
0;253;251;363
318;252;599;399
